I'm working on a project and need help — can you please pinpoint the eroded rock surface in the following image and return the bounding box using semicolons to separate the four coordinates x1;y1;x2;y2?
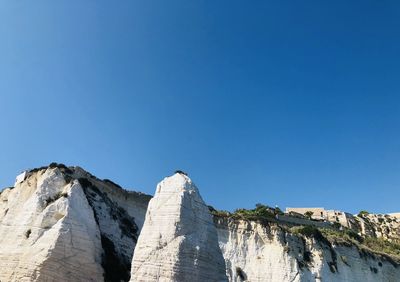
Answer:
0;165;150;282
0;168;103;281
1;166;399;282
130;173;228;282
216;218;400;282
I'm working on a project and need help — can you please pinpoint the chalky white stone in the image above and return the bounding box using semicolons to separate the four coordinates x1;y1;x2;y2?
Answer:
216;219;400;282
0;167;149;282
0;168;104;282
130;173;228;282
1;167;399;282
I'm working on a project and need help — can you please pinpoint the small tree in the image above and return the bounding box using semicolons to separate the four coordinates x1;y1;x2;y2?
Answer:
358;210;370;217
275;207;284;215
304;211;314;220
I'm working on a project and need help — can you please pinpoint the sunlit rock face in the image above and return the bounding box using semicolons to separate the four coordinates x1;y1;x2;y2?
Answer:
1;166;399;282
0;168;103;281
0;166;150;282
216;218;400;282
130;173;228;282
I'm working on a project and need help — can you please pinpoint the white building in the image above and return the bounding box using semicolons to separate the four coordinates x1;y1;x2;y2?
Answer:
285;207;354;228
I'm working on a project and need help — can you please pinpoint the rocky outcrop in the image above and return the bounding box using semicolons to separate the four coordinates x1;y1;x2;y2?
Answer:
356;214;400;242
216;218;400;282
0;167;103;281
1;165;399;282
130;173;228;282
0;165;150;282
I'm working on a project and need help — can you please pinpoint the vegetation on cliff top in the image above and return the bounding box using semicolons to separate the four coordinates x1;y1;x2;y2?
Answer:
210;203;283;222
291;225;400;265
211;205;400;264
30;162;73;174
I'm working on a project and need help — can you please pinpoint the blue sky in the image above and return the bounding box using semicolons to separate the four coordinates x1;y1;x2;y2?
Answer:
1;1;399;214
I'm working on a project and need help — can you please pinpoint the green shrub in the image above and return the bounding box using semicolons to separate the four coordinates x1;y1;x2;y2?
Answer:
346;230;363;243
304;211;314;219
210;203;285;223
291;225;321;237
48;162;73;174
363;237;400;258
31;163;73;174
290;223;399;265
30;166;48;173
44;192;68;207
275;207;284;215
49;162;58;168
358;210;370;217
209;206;231;218
232;204;276;221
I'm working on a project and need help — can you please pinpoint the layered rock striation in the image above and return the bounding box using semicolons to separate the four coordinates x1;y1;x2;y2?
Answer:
130;173;228;282
0;164;150;282
1;165;399;282
0;167;103;282
216;218;400;282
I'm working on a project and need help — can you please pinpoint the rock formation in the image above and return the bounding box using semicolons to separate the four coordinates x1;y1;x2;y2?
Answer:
129;173;228;282
216;218;400;282
0;164;150;282
0;164;399;282
356;213;400;241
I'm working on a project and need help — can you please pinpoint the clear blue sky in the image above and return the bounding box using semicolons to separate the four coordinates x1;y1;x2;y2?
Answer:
1;1;399;214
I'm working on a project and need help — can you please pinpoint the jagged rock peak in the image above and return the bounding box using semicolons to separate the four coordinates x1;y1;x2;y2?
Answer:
155;172;197;194
130;173;228;282
0;165;151;282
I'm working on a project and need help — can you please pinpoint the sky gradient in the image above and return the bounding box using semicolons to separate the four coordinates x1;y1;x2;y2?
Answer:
1;1;399;214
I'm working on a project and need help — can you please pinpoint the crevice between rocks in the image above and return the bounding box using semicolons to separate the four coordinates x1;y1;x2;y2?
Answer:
78;177;138;282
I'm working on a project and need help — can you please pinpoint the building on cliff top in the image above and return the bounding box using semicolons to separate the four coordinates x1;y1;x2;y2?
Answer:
285;207;354;228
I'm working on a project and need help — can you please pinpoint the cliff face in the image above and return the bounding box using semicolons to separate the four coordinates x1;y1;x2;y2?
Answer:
0;165;150;282
1;165;399;282
216;218;400;282
356;214;400;242
0;168;103;282
130;173;227;282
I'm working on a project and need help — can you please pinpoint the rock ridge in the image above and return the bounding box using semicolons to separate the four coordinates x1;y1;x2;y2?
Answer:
1;164;400;282
0;164;150;282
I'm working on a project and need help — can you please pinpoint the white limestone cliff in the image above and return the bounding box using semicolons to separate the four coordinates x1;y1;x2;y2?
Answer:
1;165;399;282
216;218;400;282
130;173;228;282
0;167;103;281
0;165;150;282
